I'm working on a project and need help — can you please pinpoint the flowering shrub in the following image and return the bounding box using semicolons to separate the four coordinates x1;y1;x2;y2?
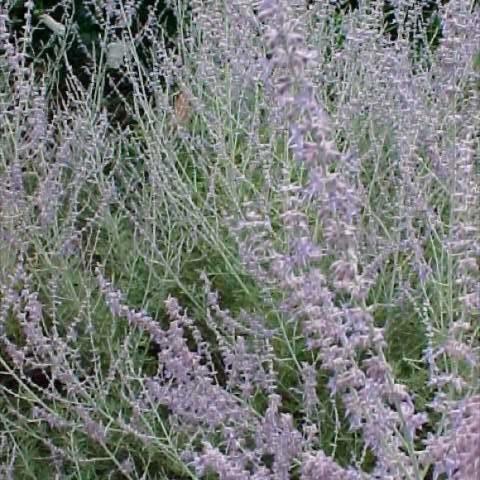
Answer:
0;0;479;479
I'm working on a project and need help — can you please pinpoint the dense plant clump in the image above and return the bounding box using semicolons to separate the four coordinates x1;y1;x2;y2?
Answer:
0;0;479;478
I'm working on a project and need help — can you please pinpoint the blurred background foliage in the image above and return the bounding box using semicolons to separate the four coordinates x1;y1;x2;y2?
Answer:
5;0;181;127
3;0;478;129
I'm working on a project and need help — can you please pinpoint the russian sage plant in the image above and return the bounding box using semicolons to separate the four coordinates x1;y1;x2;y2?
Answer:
0;0;479;479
